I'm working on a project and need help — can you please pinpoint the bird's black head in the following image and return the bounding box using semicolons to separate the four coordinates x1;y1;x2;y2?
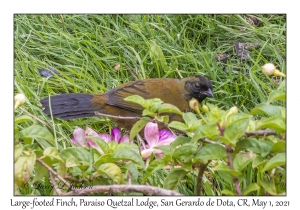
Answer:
183;75;214;103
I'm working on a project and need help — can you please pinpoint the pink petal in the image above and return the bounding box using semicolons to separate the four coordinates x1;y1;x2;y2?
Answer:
141;148;156;159
85;127;99;137
86;139;104;155
144;122;159;148
98;134;112;143
119;134;130;143
159;129;176;143
73;127;86;147
111;127;122;143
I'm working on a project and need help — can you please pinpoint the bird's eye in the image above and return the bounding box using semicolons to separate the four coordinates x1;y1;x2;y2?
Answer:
194;82;200;89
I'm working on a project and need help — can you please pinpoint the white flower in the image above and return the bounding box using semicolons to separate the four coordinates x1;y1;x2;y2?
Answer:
14;93;26;109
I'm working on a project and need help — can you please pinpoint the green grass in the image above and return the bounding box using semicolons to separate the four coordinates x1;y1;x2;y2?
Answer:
14;14;286;195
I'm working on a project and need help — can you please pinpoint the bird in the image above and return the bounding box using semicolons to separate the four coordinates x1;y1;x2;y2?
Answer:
40;75;213;131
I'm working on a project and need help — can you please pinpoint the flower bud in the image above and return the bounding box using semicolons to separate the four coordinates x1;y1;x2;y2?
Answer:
189;98;200;114
228;106;238;115
202;104;209;113
262;63;276;75
273;69;286;77
14;93;26;109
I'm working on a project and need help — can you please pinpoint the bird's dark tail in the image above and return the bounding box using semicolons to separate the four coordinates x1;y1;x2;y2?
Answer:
40;93;101;120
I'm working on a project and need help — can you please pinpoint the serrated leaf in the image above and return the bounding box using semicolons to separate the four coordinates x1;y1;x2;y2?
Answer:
168;121;188;131
20;125;54;145
111;148;145;169
268;90;286;103
235;138;272;157
262;153;286;172
124;95;146;108
256;116;285;133
163;169;187;190
195;144;227;161
224;118;249;144
143;159;166;183
243;183;260;195
158;103;182;115
14;115;35;125
130;118;150;140
192;123;219;141
98;163;123;184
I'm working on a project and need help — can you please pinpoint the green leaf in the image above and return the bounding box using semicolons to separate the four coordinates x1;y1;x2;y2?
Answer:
32;161;49;183
14;115;35;125
149;40;170;72
14;144;23;162
183;112;202;131
94;154;118;168
111;148;145;169
163;169;187;190
172;144;197;162
142;109;156;117
272;140;286;153
60;147;92;165
221;189;237;195
252;155;267;168
14;153;36;188
168;121;188;131
226;113;252;126
170;136;190;150
212;164;242;177
235;138;272;157
195;144;227;161
20;125;54;145
87;136;109;154
233;153;253;172
262;153;286;172
261;179;277;195
43;147;63;161
157;103;182;115
224;118;249;144
192;123;219;141
250;103;285;117
256;116;285;133
130;118;150;140
65;156;81;168
268;90;286;103
124;95;146;108
123;163;138;183
98;163;123;184
143;159;166;183
243;183;260;195
155;115;169;124
277;79;286;90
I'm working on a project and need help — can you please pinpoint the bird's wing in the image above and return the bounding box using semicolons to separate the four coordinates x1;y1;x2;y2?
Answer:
104;80;150;113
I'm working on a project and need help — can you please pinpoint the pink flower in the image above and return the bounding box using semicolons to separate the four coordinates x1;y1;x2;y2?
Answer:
141;122;176;159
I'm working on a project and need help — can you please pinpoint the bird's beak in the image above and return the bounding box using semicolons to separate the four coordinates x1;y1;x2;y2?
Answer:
205;88;214;98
